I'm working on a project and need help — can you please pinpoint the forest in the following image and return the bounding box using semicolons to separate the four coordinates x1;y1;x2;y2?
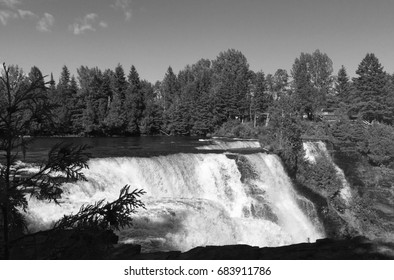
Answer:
5;49;393;138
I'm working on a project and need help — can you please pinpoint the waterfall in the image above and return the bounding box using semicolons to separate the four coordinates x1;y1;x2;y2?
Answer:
25;151;324;252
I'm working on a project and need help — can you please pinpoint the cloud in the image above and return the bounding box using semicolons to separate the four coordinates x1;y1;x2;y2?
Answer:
70;13;108;35
112;0;133;21
18;9;38;19
0;0;39;26
36;13;54;32
99;21;108;28
0;0;20;9
0;9;17;25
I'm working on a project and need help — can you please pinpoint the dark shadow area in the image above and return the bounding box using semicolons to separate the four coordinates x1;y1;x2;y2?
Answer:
115;236;394;260
9;209;186;259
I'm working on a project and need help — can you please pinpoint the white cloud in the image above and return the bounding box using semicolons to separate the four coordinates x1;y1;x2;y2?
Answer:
0;0;21;9
112;0;132;21
99;21;108;28
36;13;54;32
0;9;17;25
0;0;40;26
69;13;97;35
85;13;97;21
70;13;108;35
18;9;38;19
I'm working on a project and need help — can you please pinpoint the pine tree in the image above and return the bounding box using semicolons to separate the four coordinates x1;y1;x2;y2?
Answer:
353;53;391;123
0;63;88;258
53;66;74;134
114;64;128;102
336;65;350;99
190;59;214;135
140;80;162;135
26;66;48;135
124;66;144;135
161;66;180;134
104;64;128;134
82;70;104;134
161;66;179;111
69;76;82;134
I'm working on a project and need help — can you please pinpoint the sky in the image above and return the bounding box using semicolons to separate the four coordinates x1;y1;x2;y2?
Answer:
1;0;394;83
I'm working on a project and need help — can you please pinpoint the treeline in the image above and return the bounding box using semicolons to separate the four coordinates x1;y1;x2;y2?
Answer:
4;49;394;136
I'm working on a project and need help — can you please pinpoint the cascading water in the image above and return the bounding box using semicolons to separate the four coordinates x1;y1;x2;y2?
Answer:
303;141;352;204
24;140;324;252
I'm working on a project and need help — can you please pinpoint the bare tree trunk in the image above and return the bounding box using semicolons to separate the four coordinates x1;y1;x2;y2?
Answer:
254;113;257;128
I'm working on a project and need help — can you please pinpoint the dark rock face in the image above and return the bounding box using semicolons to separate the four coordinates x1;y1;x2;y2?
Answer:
7;229;394;260
111;237;394;260
10;229;118;260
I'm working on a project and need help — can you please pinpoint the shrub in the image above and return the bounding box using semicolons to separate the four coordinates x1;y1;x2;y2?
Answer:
362;123;394;167
296;156;342;198
213;120;259;138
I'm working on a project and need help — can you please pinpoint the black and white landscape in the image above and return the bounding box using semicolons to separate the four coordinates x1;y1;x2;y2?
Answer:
1;0;394;260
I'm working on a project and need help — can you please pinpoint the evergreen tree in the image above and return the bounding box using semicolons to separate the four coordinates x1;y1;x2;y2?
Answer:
330;65;351;111
140;80;162;135
251;71;271;126
104;64;127;134
53;66;74;134
190;59;215;135
0;63;88;258
161;66;179;112
43;73;57;134
352;53;391;123
26;66;48;135
69;76;82;134
336;65;350;98
99;69;113;128
114;64;128;102
160;66;180;134
82;70;104;134
124;66;144;135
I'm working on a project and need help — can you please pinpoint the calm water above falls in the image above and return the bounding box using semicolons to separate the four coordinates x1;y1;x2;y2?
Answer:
23;137;324;252
21;136;261;162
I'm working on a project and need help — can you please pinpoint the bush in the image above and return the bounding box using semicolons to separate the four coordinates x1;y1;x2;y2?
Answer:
301;121;330;140
296;156;342;198
213;120;259;138
362;123;394;167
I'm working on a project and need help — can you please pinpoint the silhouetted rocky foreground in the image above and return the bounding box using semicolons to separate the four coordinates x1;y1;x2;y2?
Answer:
9;229;394;260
